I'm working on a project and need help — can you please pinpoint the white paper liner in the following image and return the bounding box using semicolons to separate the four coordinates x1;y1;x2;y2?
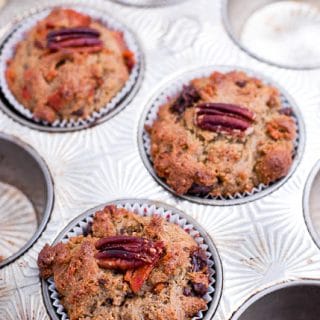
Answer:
45;201;217;320
0;5;141;128
141;67;300;202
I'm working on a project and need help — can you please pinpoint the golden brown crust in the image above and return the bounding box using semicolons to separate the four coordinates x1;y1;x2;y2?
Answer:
148;71;297;197
6;8;134;123
255;141;293;185
38;206;209;320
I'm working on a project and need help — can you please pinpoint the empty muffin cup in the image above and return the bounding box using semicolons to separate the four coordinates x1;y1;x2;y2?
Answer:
0;4;144;132
231;281;320;320
41;199;222;320
303;159;320;248
0;133;54;268
222;0;320;69
138;65;305;206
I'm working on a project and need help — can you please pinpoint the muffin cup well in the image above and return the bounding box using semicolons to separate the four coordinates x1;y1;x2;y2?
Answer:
41;199;223;320
0;132;54;268
222;0;320;70
231;280;320;320
0;4;144;132
303;159;320;249
138;65;305;206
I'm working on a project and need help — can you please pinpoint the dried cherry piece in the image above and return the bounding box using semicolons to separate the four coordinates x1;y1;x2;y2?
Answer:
191;248;208;272
279;107;293;116
192;282;208;296
187;183;212;197
171;85;200;114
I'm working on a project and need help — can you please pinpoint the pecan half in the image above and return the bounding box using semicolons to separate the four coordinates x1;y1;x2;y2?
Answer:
195;102;255;135
96;236;164;293
47;27;101;39
95;236;164;271
47;27;103;52
196;102;255;121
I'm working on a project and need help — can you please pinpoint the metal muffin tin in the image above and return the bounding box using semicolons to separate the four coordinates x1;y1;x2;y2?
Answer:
41;199;223;320
138;65;305;206
1;0;320;319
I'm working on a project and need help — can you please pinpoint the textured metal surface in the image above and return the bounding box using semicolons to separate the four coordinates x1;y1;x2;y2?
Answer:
0;182;37;264
0;0;320;319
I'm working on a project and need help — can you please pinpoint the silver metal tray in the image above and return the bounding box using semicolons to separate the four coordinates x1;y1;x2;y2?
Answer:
1;0;320;319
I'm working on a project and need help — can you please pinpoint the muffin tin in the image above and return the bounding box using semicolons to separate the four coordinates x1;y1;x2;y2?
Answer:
1;0;320;319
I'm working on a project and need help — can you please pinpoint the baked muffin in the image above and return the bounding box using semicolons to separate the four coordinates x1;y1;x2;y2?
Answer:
147;71;297;197
38;205;210;320
5;8;135;123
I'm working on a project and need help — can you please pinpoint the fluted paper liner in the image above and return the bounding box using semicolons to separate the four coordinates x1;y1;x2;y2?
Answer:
43;200;219;320
0;5;141;128
141;66;301;204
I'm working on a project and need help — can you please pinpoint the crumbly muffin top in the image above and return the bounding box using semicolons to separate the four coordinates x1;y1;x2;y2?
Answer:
38;205;210;320
147;71;297;197
5;8;135;123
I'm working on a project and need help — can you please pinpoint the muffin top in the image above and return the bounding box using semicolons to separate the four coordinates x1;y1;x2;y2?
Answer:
38;205;210;320
147;71;297;197
5;8;135;123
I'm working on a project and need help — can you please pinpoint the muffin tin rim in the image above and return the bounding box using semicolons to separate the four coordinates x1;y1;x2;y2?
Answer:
303;159;320;250
137;64;306;206
0;131;54;269
221;0;320;71
40;198;223;320
0;1;145;132
230;279;320;319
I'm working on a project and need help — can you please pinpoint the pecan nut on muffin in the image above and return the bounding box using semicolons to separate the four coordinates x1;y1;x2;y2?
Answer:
5;8;135;123
147;71;297;197
38;205;210;320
